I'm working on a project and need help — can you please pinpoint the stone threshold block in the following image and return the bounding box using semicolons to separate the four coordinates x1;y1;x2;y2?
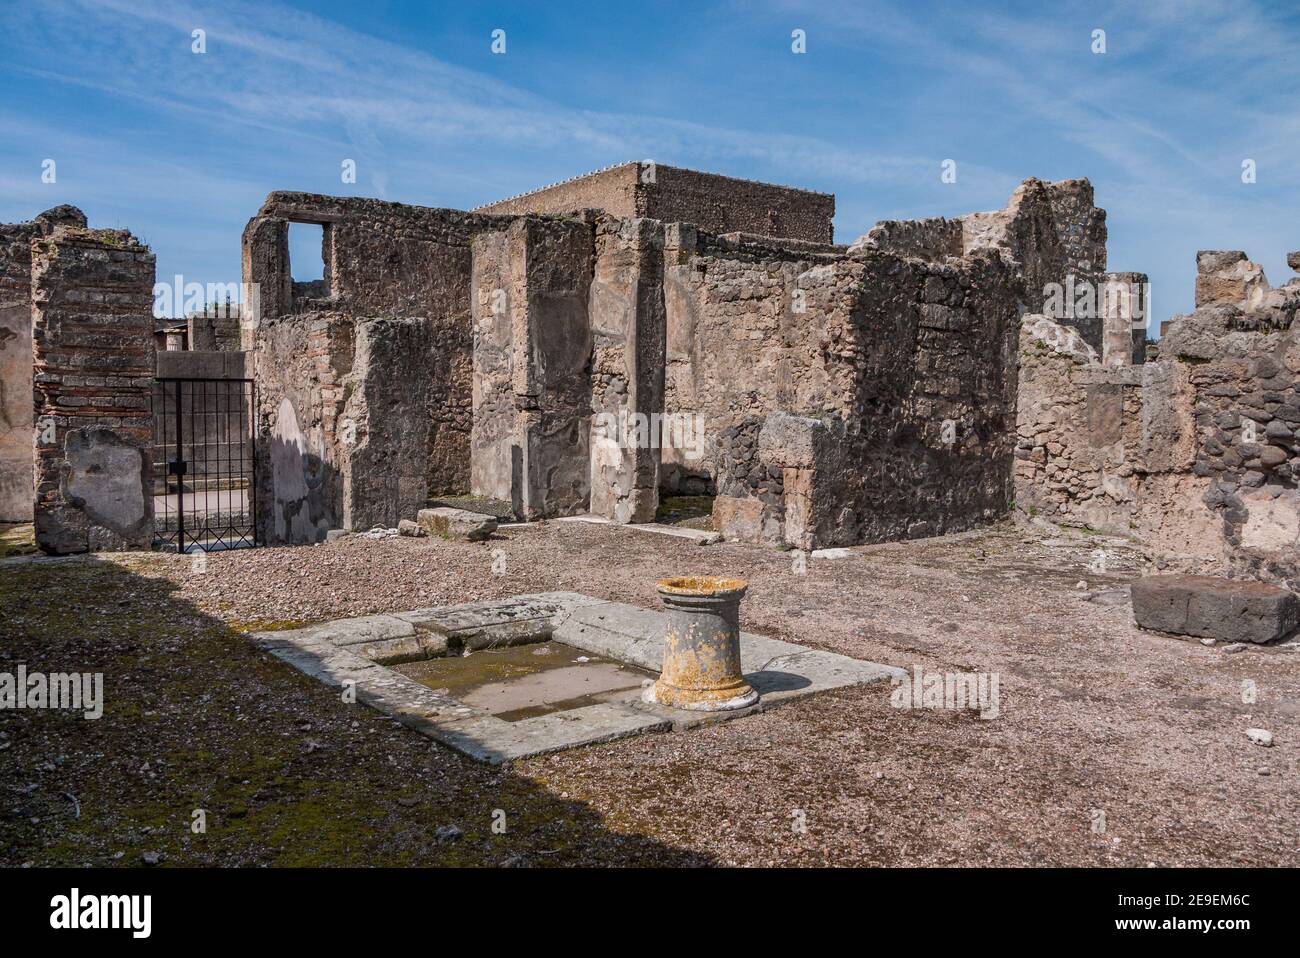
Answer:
553;514;721;544
254;592;901;764
1131;574;1300;644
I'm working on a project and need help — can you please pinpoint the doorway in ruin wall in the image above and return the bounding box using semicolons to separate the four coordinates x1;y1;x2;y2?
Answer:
152;378;258;552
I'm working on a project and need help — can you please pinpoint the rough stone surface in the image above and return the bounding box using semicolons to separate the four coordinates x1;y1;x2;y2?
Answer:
416;506;497;541
0;205;87;522
588;216;666;523
246;194;510;543
667;221;1022;549
245;175;1105;553
31;226;155;554
1131;574;1300;644
960;178;1109;352
1014;245;1300;594
471;216;595;520
1246;728;1274;747
474;162;835;245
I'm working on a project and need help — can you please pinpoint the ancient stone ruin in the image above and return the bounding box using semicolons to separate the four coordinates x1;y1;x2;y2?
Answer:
2;160;1297;610
239;171;1099;553
1017;245;1300;591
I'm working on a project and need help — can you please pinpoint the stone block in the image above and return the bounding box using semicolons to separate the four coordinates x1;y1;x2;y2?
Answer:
1131;574;1300;644
711;495;765;542
1240;490;1300;551
397;518;425;537
757;412;826;469
416;506;498;541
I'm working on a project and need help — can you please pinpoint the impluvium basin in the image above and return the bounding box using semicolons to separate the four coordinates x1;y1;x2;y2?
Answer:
643;575;760;711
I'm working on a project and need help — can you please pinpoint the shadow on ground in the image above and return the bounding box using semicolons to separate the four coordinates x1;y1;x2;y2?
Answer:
0;555;711;867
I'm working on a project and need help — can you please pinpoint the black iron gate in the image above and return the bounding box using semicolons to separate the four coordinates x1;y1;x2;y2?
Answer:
152;378;257;552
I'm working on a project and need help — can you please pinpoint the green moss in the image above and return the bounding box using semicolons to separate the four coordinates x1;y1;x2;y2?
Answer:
654;495;714;530
0;523;38;558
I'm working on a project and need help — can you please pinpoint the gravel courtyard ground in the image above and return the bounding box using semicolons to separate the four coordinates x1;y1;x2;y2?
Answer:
2;518;1296;867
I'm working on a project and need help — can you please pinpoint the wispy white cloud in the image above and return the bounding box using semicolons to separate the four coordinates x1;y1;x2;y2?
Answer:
2;0;1297;321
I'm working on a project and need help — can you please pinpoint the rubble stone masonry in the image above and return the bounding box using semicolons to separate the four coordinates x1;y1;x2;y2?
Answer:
1017;248;1300;589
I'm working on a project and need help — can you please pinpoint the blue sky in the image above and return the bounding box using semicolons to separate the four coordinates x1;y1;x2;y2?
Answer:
2;0;1298;325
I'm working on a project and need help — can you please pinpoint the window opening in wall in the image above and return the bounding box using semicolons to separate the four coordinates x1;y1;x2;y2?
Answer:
288;221;331;306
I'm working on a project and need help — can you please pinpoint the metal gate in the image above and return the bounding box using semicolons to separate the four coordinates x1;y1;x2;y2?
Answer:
152;378;257;552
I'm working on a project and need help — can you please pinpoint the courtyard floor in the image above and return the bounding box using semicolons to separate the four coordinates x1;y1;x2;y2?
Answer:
1;518;1296;867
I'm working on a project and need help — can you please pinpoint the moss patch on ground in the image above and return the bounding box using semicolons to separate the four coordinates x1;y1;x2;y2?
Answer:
654;495;714;530
0;523;38;558
0;557;707;867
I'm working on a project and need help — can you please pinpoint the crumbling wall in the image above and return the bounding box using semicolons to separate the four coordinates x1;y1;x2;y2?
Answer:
665;225;1022;549
258;309;449;540
254;312;351;544
476;163;835;244
344;317;440;531
962;178;1109;351
244;194;502;506
588;216;665;522
662;230;847;509
1164;274;1300;587
31;226;155;554
832;248;1023;545
849;216;963;262
0;205;86;521
1019;249;1300;586
1014;315;1205;549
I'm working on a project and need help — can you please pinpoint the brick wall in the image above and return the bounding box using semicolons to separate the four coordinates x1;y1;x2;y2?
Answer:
476;163;835;244
31;226;155;554
0;205;86;521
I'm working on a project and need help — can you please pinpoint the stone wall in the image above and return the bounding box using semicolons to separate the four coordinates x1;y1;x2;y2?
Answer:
243;194;503;505
0;205;87;521
470;216;595;520
256;309;456;542
475;162;835;244
475;163;641;222
242;173;1116;552
31;226;155;554
962;178;1109;351
1017;249;1300;587
254;312;351;544
849;216;963;262
664;226;1023;549
588;216;665;522
187;305;242;351
1013;316;1208;552
662;230;847;506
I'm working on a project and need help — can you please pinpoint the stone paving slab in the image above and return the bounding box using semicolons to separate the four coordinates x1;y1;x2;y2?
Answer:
289;613;417;647
254;591;901;763
421;706;672;764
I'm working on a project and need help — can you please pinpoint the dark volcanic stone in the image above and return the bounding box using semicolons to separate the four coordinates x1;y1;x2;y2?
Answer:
1131;575;1300;644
